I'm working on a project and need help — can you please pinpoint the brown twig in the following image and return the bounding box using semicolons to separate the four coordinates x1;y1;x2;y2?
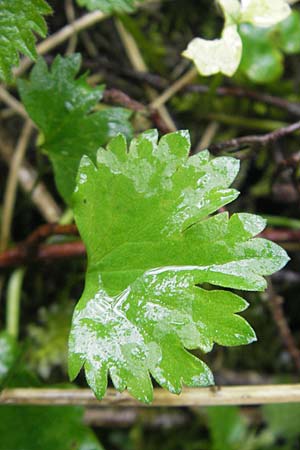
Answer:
0;128;62;223
103;88;174;133
186;84;300;117
266;282;300;373
14;11;108;77
0;122;33;252
209;121;300;153
103;88;145;112
0;224;298;269
260;228;300;242
0;224;80;269
64;0;78;55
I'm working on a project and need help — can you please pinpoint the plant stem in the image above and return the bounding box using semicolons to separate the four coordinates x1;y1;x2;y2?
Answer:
6;268;26;339
264;215;300;230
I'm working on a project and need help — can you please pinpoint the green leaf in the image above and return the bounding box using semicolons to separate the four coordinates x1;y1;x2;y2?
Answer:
27;301;73;378
0;0;52;82
0;404;104;450
263;403;300;438
0;332;19;388
276;11;300;54
76;0;143;13
206;406;248;450
239;24;283;83
69;129;289;403
183;0;291;78
18;54;133;204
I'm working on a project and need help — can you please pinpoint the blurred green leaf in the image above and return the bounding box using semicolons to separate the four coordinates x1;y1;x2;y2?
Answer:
263;403;300;438
207;406;248;450
239;24;283;83
27;301;73;378
276;11;300;54
0;332;19;388
0;404;104;450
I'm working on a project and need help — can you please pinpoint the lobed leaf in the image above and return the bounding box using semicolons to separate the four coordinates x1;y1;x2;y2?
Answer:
69;130;289;402
0;0;52;82
18;54;133;204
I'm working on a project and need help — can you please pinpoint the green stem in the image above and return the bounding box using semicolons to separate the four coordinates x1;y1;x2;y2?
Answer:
207;114;288;131
59;208;74;225
263;215;300;230
6;267;26;339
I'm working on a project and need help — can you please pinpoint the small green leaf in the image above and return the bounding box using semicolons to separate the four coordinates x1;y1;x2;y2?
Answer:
0;0;52;81
276;11;300;54
69;130;289;403
0;332;19;388
76;0;143;13
18;54;133;204
0;404;104;450
239;24;283;83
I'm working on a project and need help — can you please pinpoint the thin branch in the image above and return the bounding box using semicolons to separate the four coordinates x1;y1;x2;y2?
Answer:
0;86;29;119
103;88;172;133
186;84;300;117
150;67;197;110
84;408;189;428
0;226;298;269
209;121;300;153
14;11;108;77
1;385;300;406
260;228;300;242
65;0;78;55
103;88;145;112
115;18;176;132
0;241;85;269
0;122;33;252
0;129;61;223
266;282;300;373
195;121;219;152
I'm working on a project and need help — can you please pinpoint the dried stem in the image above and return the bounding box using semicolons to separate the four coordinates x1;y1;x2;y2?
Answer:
0;86;29;119
1;385;300;406
115;19;176;132
0;122;33;252
150;67;198;110
14;11;108;77
0;129;62;223
64;0;78;55
267;282;300;373
0;226;297;269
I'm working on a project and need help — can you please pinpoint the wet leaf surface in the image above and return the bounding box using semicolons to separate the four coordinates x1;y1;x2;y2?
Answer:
69;130;289;402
